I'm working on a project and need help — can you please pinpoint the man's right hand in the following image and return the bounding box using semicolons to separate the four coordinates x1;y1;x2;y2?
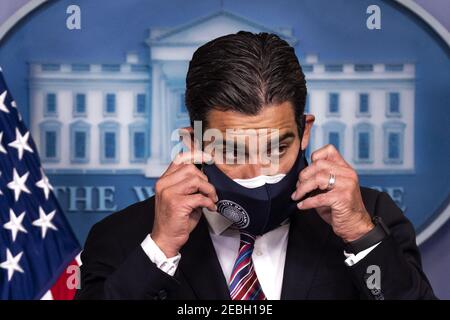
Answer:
151;151;218;258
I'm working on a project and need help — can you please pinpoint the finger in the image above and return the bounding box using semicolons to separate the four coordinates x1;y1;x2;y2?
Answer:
179;176;218;202
297;191;336;210
298;159;354;183
158;164;209;191
164;150;213;176
310;144;350;168
294;169;358;202
182;193;217;212
173;150;213;165
292;170;331;201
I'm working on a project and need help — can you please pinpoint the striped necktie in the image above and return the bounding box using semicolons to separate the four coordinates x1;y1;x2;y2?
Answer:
228;232;267;300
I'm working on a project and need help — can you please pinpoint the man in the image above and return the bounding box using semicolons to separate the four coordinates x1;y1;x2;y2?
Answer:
75;31;435;300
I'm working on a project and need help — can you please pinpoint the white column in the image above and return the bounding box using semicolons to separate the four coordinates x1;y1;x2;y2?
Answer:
145;63;167;177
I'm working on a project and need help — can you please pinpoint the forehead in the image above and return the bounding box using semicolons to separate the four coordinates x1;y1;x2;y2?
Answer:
206;101;297;135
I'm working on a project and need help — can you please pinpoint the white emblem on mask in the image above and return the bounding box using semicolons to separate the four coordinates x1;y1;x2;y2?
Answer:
216;200;250;229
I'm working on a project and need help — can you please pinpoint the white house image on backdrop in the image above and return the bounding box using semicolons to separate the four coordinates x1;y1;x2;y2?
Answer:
29;11;415;178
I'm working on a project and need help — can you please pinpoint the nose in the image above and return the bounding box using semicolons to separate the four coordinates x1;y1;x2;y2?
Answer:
238;164;262;179
237;162;280;179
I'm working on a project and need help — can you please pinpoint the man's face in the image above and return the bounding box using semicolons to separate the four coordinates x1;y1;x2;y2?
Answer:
204;101;315;179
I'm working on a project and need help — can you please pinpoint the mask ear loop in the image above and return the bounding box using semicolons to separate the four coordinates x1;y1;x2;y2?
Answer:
299;114;306;155
190;130;204;171
298;114;311;168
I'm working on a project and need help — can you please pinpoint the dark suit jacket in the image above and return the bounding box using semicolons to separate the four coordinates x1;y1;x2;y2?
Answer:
75;187;436;300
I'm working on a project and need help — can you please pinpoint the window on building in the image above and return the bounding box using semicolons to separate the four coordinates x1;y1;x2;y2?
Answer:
358;93;370;115
385;64;404;72
323;121;346;155
39;120;61;162
70;120;90;163
71;64;90;72
74;93;86;116
329;132;340;151
354;64;373;72
133;132;145;159
99;121;119;163
45;93;57;115
101;64;121;72
129;121;148;162
105;93;116;115
325;64;343;72
74;131;86;159
387;92;401;116
383;121;405;164
45;131;56;158
358;132;370;159
328;93;339;115
42;64;60;71
136;93;146;114
131;65;149;72
388;133;400;159
104;132;116;159
354;123;374;163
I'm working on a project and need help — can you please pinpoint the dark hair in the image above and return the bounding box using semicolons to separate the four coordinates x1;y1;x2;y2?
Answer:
185;31;307;135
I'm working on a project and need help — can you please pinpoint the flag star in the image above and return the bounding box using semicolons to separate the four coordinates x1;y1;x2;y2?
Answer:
0;132;7;154
35;168;53;200
8;128;33;160
0;171;3;195
7;169;31;201
0;90;9;113
32;206;58;238
0;249;24;281
3;209;27;242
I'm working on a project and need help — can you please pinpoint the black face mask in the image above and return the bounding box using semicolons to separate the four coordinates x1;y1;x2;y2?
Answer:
202;148;307;236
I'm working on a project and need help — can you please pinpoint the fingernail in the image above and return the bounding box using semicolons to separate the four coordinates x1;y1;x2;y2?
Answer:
215;195;219;202
291;191;297;200
297;201;303;208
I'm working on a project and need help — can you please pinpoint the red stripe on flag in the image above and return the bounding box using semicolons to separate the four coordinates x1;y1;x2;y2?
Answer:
50;259;79;300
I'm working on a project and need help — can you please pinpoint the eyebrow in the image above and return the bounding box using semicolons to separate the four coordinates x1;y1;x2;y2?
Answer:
271;131;295;145
223;131;296;152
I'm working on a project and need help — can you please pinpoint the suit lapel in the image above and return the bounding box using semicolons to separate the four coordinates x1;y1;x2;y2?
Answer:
281;209;332;299
178;215;231;300
177;208;332;300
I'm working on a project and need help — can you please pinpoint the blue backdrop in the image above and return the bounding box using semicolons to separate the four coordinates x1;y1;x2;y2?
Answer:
0;0;448;297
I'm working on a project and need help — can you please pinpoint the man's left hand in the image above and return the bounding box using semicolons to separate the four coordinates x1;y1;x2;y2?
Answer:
291;144;374;242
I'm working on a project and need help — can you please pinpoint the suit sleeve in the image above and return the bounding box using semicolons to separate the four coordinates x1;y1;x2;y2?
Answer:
348;191;437;300
74;222;180;300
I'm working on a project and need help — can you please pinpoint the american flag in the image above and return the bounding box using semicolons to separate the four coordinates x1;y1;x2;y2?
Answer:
0;67;81;299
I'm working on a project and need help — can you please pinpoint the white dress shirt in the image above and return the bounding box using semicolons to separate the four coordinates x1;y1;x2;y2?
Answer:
204;209;290;300
141;208;380;299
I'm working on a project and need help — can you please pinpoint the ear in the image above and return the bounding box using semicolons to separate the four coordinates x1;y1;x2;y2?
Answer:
301;114;315;151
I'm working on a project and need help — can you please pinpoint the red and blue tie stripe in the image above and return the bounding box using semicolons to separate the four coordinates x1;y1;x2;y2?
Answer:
228;232;267;300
